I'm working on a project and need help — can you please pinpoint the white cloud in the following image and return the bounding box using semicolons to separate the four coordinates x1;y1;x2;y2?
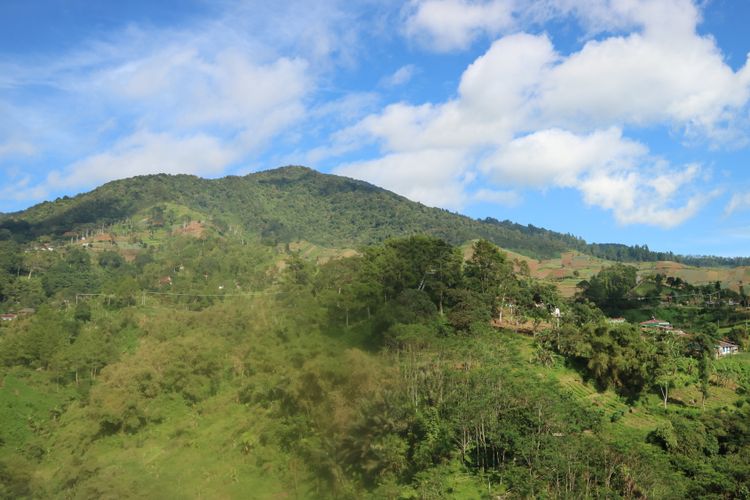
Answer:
0;175;50;203
0;1;346;207
403;0;705;52
404;0;515;51
332;0;750;227
725;193;750;216
347;33;555;153
483;128;708;227
523;0;700;38
481;127;645;186
536;29;750;136
578;168;712;228
335;149;472;209
47;130;239;190
89;42;311;143
382;64;418;87
0;140;35;159
401;0;750;138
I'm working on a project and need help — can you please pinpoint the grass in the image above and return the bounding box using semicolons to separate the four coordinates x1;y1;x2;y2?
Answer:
36;384;300;498
0;368;78;459
496;247;750;297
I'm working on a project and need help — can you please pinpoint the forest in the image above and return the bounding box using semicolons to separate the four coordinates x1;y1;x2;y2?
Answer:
1;207;750;498
3;167;749;267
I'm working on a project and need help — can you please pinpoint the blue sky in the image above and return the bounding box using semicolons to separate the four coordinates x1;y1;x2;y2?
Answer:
1;0;750;257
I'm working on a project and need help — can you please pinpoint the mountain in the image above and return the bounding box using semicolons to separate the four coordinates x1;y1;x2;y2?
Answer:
1;165;748;265
0;166;585;258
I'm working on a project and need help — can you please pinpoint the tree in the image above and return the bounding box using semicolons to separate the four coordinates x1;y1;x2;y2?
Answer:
283;252;312;286
361;236;461;313
74;301;92;322
653;331;682;409
578;264;637;314
585;323;656;399
42;248;100;297
316;257;367;327
98;250;125;270
464;240;514;321
446;289;491;333
689;323;720;410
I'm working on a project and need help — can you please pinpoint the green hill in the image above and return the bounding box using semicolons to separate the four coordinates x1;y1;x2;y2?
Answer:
4;166;748;266
0;166;590;259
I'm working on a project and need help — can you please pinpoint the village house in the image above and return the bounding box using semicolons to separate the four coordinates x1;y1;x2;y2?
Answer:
716;340;739;357
1;313;17;321
607;317;627;324
639;317;671;329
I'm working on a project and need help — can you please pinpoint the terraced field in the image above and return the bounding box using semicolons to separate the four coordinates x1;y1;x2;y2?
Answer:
494;248;750;297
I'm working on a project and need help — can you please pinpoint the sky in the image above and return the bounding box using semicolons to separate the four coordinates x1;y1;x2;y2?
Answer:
1;0;750;257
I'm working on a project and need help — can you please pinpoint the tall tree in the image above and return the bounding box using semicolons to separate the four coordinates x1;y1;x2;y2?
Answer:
463;240;514;321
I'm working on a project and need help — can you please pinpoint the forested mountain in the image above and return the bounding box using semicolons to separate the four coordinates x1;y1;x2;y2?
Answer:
3;166;745;265
0;166;581;259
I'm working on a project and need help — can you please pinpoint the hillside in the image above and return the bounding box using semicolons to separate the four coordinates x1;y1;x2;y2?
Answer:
500;249;750;297
1;229;749;498
5;166;748;267
1;177;749;497
0;166;614;260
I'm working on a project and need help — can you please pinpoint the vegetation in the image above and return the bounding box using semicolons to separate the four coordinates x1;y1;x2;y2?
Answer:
3;166;748;266
1;170;749;498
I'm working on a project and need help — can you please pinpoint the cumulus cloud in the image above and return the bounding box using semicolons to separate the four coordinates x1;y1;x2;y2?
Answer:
335;0;749;225
404;0;515;51
48;130;240;190
347;33;555;154
0;1;346;204
580;165;713;228
536;27;750;136
481;128;646;187
402;0;750;136
335;149;473;209
482;129;709;227
404;0;707;52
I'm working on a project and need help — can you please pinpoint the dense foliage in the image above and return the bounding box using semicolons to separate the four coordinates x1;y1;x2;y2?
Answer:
1;172;750;498
1;224;749;498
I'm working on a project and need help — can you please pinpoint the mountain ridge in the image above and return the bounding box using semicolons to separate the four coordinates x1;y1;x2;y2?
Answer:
1;165;748;265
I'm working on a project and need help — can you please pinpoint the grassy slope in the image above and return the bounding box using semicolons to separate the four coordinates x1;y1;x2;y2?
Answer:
503;249;750;297
512;333;744;449
3;297;334;498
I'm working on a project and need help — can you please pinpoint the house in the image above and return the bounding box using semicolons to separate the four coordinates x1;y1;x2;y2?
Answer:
716;340;739;357
0;313;17;321
158;276;173;286
17;308;35;316
608;317;627;324
639;317;671;329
